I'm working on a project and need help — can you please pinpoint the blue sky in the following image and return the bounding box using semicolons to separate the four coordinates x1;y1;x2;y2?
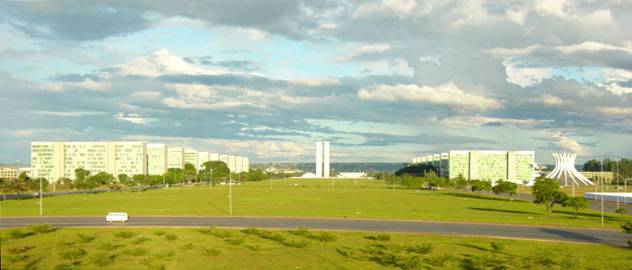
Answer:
1;0;631;164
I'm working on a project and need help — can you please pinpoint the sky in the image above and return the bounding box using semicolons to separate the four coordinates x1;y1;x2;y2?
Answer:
0;0;631;164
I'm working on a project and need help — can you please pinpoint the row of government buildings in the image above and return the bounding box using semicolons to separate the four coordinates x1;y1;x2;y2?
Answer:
31;141;249;182
411;150;537;184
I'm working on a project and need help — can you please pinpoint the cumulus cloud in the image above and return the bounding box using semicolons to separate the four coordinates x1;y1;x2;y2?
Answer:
358;83;502;111
119;49;227;77
115;113;157;125
552;132;588;156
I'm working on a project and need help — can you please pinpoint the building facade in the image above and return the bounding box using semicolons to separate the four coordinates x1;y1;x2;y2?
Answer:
167;147;184;169
147;144;168;175
412;150;536;184
31;141;250;182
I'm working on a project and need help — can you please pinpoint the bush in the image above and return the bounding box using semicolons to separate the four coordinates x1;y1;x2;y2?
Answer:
132;236;150;244
202;248;221;257
225;238;244;246
153;231;166;236
181;243;195;250
28;224;57;234
8;245;35;254
406;243;433;255
130;247;148;257
113;231;137;239
8;229;33;239
198;227;232;238
5;254;29;263
91;252;116;267
77;233;97;243
288;227;336;242
364;234;391;241
490;242;504;253
59;247;87;260
164;233;178;241
98;242;122;250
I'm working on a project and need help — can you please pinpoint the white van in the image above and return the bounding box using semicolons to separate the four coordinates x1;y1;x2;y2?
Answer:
106;212;129;223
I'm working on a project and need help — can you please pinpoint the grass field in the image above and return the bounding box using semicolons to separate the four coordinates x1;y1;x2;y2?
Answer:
2;226;631;270
0;179;626;228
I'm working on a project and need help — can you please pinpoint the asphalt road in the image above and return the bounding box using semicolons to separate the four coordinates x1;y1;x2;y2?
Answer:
1;216;628;246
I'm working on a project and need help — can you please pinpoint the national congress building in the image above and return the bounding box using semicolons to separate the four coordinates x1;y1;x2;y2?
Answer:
31;141;249;182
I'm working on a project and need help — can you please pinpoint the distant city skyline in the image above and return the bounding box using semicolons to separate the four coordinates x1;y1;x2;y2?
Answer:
1;1;631;164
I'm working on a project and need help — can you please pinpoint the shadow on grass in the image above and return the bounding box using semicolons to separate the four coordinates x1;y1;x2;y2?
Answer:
458;243;493;253
468;207;540;215
539;228;604;243
443;192;527;203
552;209;619;221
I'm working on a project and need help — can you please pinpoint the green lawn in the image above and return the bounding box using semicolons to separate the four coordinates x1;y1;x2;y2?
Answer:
2;226;631;270
0;179;625;228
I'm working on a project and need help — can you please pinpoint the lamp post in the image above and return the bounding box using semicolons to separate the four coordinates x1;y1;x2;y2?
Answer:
209;168;213;190
228;170;232;216
601;159;604;228
616;159;619;209
39;177;43;216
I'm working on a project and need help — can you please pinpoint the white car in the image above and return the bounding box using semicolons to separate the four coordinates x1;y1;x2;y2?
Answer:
106;212;129;223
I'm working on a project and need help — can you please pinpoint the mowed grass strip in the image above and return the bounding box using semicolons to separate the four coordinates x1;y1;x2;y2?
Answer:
0;179;624;228
1;227;631;270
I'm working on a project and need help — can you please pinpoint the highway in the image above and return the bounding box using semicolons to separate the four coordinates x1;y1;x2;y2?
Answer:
1;216;627;246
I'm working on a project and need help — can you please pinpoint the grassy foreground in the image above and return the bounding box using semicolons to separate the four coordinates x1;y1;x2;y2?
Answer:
2;226;631;270
0;179;624;228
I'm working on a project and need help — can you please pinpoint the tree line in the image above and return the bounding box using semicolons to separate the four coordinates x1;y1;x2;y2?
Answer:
0;161;267;195
583;158;632;181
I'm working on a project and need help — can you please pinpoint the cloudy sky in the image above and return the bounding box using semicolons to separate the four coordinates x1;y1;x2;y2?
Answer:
1;0;631;164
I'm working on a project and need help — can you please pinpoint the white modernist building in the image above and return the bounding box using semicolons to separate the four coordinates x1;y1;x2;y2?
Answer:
314;141;331;178
31;141;250;182
147;143;168;175
546;152;594;186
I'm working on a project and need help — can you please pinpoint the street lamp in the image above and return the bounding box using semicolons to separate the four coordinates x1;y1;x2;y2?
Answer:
209;168;213;190
228;170;233;216
39;177;43;216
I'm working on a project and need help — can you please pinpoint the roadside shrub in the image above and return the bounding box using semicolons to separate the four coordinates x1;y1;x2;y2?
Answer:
59;247;87;260
288;227;336;242
164;233;178;241
490;242;504;253
406;243;433;255
154;249;176;259
8;229;33;239
153;231;166;236
244;244;260;251
54;263;78;270
283;239;308;248
364;234;391;241
98;241;122;250
77;233;97;243
28;224;57;234
129;247;148;257
198;227;232;238
225;238;244;245
132;236;150;244
8;245;35;254
181;243;195;250
5;254;29;263
113;231;137;239
202;248;221;257
91;252;116;267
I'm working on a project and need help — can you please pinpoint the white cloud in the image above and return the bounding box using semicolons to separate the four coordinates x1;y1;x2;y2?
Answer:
531;94;568;107
552;132;588;156
489;41;632;57
357;44;391;54
288;77;340;87
533;0;613;26
31;110;105;117
502;59;554;87
40;78;111;92
594;106;632;116
235;27;267;41
353;0;416;18
118;49;226;77
115;113;156;125
435;116;548;129
358;82;502;111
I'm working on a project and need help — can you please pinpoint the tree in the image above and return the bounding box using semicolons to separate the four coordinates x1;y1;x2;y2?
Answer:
184;163;197;183
582;159;602;171
164;168;183;185
73;168;93;191
470;180;492;192
395;164;439;177
452;174;467;190
492;180;518;197
201;161;230;182
90;172;115;186
562;197;589;218
532;178;567;215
